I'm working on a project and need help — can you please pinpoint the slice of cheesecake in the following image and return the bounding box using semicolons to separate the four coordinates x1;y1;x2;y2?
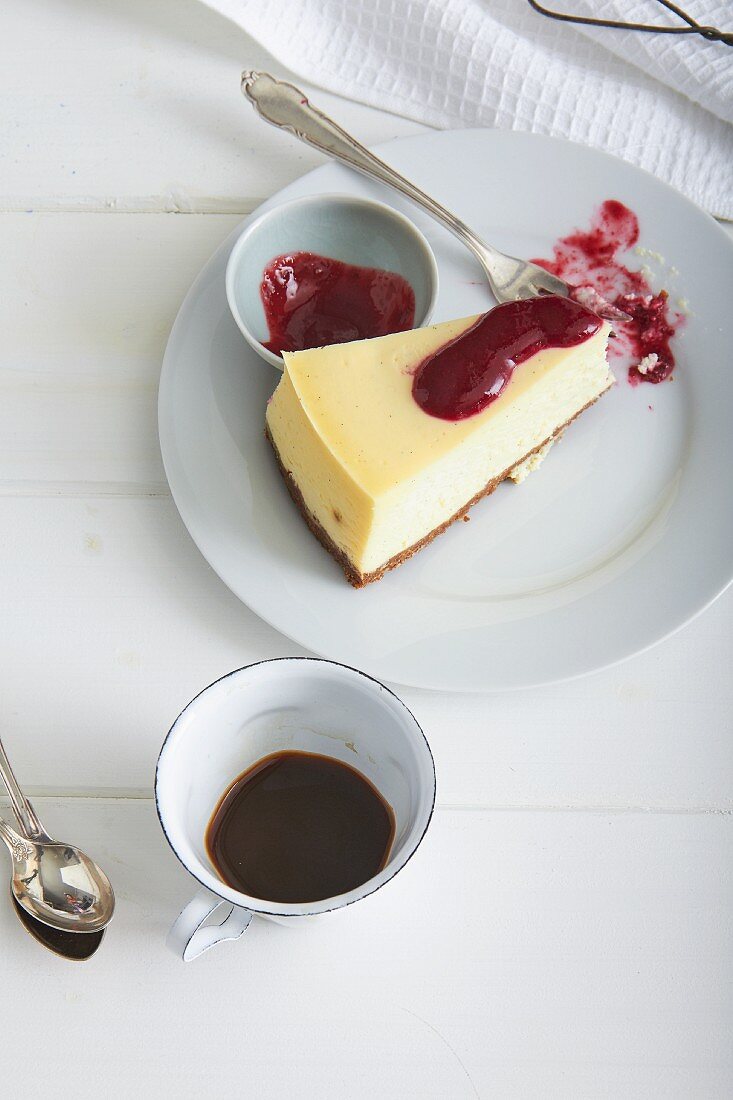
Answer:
266;296;613;587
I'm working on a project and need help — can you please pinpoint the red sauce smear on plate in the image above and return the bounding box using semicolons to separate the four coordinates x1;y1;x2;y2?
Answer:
412;295;602;421
532;199;682;385
261;251;415;356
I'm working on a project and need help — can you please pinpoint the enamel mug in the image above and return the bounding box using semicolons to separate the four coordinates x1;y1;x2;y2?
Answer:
155;658;436;961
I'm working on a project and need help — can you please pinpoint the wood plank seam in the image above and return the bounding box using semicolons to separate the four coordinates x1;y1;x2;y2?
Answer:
0;197;263;215
0;481;172;498
4;795;731;812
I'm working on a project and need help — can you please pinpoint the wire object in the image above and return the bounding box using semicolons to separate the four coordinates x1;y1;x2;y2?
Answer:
527;0;733;46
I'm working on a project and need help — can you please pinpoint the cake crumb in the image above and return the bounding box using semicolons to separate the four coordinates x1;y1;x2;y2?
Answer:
636;353;659;376
634;245;666;264
509;440;554;484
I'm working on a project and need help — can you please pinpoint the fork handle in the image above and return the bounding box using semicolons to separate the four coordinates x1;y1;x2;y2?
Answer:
240;71;504;286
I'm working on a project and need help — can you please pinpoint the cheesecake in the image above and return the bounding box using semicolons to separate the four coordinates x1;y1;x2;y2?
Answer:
265;295;613;586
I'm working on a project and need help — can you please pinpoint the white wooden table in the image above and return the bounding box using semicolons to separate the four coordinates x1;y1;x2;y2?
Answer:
1;4;731;1096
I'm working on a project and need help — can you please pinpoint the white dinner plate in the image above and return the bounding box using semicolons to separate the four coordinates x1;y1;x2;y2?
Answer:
158;130;733;692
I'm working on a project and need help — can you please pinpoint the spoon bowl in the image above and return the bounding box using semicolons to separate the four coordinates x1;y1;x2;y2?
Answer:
0;817;115;933
12;895;105;959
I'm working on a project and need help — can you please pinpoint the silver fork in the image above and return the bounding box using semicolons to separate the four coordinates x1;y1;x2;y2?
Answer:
241;70;570;306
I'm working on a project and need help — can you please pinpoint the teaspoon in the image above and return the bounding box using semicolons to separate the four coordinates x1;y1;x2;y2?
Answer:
0;736;115;934
0;814;114;933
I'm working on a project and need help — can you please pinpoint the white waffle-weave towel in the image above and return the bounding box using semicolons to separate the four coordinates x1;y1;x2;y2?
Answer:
206;0;733;218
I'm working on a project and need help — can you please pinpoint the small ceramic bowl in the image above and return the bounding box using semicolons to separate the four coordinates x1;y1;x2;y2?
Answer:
225;193;439;369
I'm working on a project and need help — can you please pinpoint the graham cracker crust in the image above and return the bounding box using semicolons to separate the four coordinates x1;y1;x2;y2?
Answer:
266;386;610;588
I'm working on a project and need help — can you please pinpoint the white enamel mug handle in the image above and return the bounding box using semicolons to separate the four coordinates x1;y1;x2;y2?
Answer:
167;888;254;962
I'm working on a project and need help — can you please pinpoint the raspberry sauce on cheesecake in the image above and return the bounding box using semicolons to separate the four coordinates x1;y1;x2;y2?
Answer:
412;295;602;421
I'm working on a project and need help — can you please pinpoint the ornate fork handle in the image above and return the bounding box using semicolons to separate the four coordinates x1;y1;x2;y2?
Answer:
240;71;505;276
241;71;578;304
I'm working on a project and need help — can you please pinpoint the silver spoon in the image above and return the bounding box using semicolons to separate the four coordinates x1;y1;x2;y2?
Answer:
0;736;115;934
12;893;105;960
241;71;582;307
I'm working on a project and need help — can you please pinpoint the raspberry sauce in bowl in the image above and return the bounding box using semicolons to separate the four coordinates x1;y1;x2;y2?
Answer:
225;193;438;369
261;252;415;355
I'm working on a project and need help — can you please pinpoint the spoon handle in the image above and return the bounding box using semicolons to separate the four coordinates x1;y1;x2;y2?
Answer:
0;815;35;862
240;71;506;290
0;736;46;840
